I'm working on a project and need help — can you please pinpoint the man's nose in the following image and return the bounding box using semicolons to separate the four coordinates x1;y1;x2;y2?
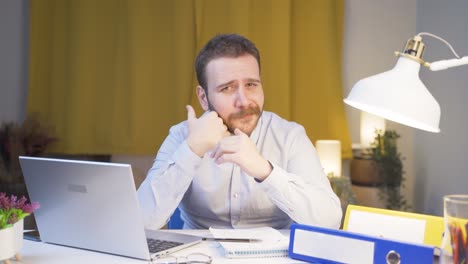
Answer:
235;88;249;107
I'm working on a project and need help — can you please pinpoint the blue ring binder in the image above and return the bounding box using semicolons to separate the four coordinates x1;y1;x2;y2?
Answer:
288;223;435;264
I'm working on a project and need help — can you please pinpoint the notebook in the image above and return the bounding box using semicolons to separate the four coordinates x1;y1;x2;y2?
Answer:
19;156;202;260
209;227;289;258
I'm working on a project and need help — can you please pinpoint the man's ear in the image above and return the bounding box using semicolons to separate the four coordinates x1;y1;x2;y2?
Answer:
196;86;209;111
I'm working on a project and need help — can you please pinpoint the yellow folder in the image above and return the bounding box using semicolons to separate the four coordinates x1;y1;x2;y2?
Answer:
343;205;444;247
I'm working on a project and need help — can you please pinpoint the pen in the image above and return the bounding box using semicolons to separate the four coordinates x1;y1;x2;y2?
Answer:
202;237;263;243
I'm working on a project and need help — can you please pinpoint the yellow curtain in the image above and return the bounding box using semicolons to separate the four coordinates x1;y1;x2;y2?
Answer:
29;0;352;158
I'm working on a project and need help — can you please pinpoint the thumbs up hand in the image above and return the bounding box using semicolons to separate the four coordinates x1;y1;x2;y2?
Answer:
185;105;230;157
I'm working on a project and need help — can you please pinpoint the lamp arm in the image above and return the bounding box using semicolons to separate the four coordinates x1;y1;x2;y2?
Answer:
413;32;467;71
430;56;468;71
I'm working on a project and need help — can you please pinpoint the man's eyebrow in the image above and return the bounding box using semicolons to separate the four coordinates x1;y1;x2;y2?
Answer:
216;80;236;89
246;78;261;83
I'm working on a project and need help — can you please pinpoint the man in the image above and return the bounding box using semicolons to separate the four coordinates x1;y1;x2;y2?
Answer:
137;34;342;229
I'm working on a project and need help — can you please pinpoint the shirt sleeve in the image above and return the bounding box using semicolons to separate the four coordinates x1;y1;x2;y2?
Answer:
136;123;202;230
258;126;343;229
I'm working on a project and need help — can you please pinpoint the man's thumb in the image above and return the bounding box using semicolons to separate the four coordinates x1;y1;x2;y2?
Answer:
186;105;196;121
234;128;245;136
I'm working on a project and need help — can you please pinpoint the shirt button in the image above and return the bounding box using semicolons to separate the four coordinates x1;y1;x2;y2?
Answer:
233;193;239;198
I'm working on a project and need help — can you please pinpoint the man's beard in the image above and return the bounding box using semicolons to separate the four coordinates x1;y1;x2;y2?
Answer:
207;101;262;135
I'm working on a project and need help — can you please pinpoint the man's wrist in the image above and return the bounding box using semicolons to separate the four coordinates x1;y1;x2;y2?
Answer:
255;160;273;182
186;137;206;157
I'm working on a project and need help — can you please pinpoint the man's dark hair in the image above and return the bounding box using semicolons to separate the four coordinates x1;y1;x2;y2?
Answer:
194;34;261;91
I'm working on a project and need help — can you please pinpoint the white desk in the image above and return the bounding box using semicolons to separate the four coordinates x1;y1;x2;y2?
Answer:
13;230;307;264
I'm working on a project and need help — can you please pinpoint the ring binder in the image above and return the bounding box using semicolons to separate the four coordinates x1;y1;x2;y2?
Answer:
288;223;435;264
343;205;444;247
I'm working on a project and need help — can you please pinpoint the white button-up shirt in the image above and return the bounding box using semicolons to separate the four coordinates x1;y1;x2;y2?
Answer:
137;111;342;229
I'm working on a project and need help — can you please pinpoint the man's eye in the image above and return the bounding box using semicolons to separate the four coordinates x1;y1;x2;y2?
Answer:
247;82;258;87
220;86;232;92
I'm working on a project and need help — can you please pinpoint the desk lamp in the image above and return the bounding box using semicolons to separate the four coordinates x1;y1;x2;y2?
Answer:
344;32;468;132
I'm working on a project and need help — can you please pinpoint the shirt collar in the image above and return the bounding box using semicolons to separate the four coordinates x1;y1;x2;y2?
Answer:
249;112;263;144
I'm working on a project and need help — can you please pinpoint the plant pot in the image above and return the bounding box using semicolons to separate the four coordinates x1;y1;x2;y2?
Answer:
0;219;23;263
350;157;384;186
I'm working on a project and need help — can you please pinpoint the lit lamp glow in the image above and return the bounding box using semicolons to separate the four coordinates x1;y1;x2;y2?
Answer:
344;32;468;132
360;111;386;149
315;140;342;177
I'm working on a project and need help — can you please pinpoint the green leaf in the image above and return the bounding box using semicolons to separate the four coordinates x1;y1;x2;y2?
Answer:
371;129;411;211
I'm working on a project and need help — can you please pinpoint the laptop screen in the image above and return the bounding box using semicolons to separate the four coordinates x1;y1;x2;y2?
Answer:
19;156;151;259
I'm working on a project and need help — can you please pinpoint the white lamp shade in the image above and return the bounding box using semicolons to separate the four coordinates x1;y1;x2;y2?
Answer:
360;112;386;149
344;57;441;133
315;140;342;177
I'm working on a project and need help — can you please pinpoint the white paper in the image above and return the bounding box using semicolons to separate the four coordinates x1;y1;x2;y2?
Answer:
347;210;426;243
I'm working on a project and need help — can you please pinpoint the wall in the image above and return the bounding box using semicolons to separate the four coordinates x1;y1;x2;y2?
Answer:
2;0;466;216
0;0;29;123
414;0;468;215
342;0;417;207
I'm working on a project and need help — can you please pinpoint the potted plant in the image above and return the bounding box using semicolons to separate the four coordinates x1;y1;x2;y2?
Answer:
0;114;57;195
370;130;410;210
328;174;358;212
0;114;56;234
0;192;39;263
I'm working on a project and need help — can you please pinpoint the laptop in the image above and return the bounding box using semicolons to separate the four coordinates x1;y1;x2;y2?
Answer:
19;156;202;260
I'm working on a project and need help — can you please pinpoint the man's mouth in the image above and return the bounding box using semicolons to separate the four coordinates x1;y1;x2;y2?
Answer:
231;108;259;119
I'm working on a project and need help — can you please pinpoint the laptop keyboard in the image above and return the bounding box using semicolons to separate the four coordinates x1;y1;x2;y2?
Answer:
147;238;183;253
